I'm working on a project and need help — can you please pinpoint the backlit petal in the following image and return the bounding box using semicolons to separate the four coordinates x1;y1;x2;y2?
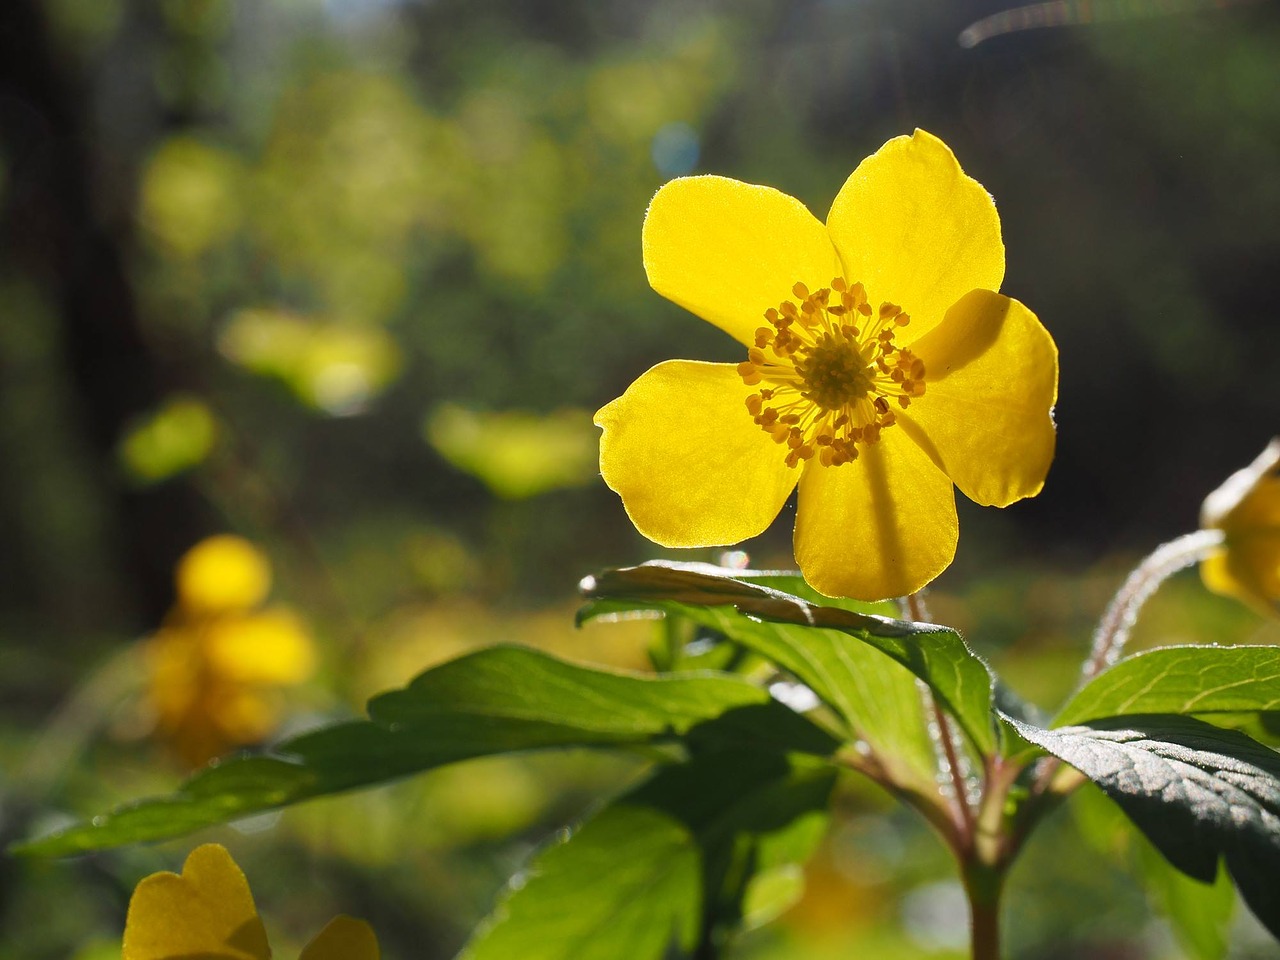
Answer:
176;535;272;614
794;429;957;601
1201;546;1280;616
596;360;799;547
826;130;1004;343
300;916;381;960
206;608;316;684
123;844;271;960
1222;474;1280;543
901;290;1057;507
643;176;840;347
1203;474;1280;615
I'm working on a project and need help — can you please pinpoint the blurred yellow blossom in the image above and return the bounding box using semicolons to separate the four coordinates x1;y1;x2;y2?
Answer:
596;130;1058;601
148;536;314;767
124;843;378;960
175;534;272;613
1200;438;1280;615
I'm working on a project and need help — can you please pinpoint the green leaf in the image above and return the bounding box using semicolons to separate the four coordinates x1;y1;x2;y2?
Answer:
1072;783;1235;960
1134;832;1235;960
463;751;836;960
462;804;701;960
1009;714;1280;941
712;572;948;782
581;561;994;757
1055;646;1280;728
713;570;901;618
366;643;772;741
18;646;836;857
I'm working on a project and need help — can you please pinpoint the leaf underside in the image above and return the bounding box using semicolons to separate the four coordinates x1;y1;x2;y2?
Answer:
1011;714;1280;940
581;561;995;755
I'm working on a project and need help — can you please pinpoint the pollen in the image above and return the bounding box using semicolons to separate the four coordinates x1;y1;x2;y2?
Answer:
737;278;927;468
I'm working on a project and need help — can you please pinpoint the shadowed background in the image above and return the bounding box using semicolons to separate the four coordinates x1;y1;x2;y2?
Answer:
1;1;1278;958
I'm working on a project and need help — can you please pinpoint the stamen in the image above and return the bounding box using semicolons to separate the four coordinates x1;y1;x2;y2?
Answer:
739;277;926;469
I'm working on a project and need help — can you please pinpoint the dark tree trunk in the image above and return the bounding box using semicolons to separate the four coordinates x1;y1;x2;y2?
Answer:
0;0;214;627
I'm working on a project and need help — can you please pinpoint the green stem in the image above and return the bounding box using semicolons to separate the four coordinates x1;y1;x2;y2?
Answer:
1078;528;1223;686
964;863;1004;960
962;757;1017;960
901;591;1016;959
903;591;975;841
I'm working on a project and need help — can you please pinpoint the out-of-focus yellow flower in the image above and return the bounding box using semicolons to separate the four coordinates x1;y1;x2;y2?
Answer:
124;843;378;960
1200;438;1280;615
175;534;272;614
148;536;314;767
596;129;1058;601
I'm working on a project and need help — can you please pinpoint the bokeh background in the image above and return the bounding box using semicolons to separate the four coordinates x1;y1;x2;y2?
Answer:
1;0;1279;957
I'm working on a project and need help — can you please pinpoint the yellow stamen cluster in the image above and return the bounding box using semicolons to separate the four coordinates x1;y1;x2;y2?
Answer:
737;278;926;469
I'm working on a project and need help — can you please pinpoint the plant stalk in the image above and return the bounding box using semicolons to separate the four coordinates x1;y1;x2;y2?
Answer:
1078;528;1224;687
903;591;975;839
964;864;1004;960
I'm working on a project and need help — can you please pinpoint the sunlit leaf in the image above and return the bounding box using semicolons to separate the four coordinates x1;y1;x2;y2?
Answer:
580;561;994;758
1134;832;1235;960
18;646;835;857
463;751;835;960
1055;646;1280;727
466;803;699;960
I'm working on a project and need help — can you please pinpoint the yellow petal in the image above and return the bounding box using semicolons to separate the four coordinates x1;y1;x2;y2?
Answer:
596;360;799;547
123;844;271;960
1201;440;1280;529
793;428;957;601
205;608;316;685
1203;475;1280;615
1221;474;1280;542
1200;546;1280;617
900;289;1057;507
299;916;380;960
642;176;840;347
825;129;1004;343
177;535;272;614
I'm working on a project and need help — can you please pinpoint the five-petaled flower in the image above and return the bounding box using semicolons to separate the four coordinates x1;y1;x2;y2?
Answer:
123;843;379;960
596;129;1058;600
147;535;315;767
1200;438;1280;615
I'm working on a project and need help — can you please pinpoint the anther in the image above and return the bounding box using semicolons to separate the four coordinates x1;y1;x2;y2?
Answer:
738;277;926;470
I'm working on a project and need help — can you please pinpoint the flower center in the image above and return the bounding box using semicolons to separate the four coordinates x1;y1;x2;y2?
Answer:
798;334;875;410
738;277;926;469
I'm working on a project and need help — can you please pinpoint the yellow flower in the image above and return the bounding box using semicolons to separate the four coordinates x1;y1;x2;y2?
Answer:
123;843;379;960
176;534;273;614
595;129;1058;600
1200;438;1280;615
147;536;315;767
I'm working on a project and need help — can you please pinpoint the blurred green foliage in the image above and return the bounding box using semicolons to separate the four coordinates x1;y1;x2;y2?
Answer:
2;0;1280;957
